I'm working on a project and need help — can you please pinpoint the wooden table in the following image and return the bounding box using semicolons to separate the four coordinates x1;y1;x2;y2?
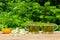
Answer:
0;31;60;40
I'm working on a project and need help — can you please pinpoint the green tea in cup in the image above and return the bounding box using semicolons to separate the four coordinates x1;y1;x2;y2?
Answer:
27;24;40;34
42;23;58;34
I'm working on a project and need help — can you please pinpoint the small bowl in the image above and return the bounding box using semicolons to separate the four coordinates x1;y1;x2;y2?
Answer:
2;28;12;34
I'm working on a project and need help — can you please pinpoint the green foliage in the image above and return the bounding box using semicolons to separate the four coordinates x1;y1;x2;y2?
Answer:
44;1;50;6
0;0;60;30
57;25;60;31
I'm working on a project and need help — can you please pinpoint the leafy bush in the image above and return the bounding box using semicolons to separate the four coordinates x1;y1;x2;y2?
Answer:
0;0;60;30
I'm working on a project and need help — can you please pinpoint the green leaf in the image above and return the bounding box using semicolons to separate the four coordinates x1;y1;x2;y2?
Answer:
44;1;50;6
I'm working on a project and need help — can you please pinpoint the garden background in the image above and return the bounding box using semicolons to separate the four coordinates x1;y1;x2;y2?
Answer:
0;0;60;30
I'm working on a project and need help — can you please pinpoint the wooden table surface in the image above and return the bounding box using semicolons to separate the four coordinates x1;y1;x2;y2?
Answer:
0;31;60;40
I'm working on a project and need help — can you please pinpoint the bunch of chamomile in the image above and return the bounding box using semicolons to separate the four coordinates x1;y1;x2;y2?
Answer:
10;28;28;36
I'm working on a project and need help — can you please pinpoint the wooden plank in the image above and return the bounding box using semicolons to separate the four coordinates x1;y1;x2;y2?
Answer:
0;31;60;40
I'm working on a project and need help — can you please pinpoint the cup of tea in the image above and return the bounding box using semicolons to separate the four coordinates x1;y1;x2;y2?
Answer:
42;23;58;34
27;23;40;34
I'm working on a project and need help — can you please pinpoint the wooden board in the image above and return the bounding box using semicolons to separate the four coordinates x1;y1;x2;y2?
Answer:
0;31;60;40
